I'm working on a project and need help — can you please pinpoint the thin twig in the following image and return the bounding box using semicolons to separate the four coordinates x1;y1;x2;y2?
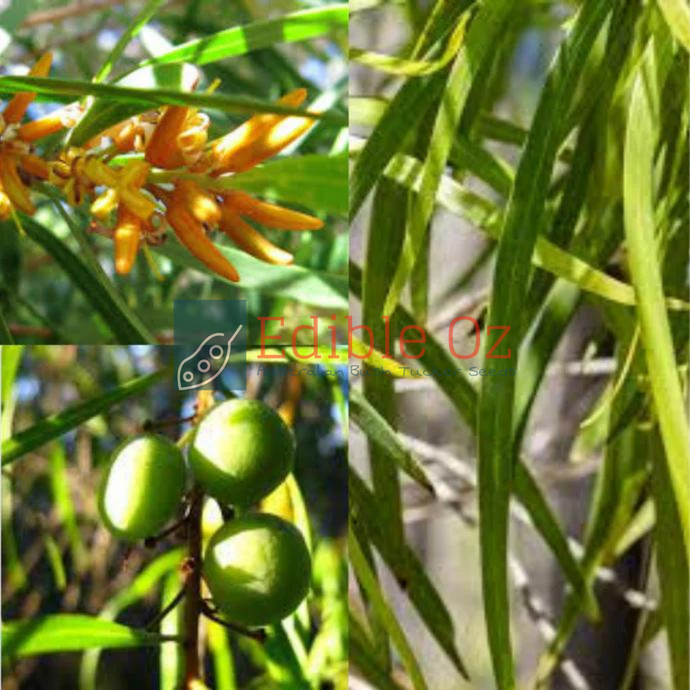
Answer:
183;485;203;689
144;513;190;548
146;586;186;630
200;601;267;643
21;0;127;28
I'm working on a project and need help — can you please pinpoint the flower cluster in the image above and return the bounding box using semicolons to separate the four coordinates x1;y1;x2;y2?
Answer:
0;54;324;280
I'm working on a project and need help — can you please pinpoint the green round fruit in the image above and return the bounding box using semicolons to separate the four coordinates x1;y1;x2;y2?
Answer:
203;513;311;626
189;399;294;507
99;434;186;541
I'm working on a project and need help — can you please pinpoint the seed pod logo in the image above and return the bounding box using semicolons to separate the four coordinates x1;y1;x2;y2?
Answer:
177;325;243;391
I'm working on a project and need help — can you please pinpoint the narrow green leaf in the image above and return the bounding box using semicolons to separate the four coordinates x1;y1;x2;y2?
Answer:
656;0;690;52
383;3;510;316
350;388;433;491
477;4;611;685
369;150;690;311
350;614;406;690
80;550;184;690
138;5;348;68
650;433;689;690
3;615;180;657
94;0;166;83
349;73;446;221
623;48;690;558
2;369;166;465
49;444;86;570
349;525;430;690
20;218;155;343
349;467;469;678
352;261;592;612
350;13;468;76
0;77;347;126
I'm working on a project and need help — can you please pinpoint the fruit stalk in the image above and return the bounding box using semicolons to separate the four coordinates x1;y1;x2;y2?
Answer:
183;484;203;688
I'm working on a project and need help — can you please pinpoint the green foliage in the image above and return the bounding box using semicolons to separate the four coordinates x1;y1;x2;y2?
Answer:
350;0;689;688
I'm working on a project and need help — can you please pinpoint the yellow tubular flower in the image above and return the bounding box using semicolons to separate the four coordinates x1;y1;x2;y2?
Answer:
0;156;34;215
85;159;156;221
145;106;189;169
166;192;239;283
117;160;156;219
219;206;294;266
114;206;142;275
209;89;310;173
223;191;323;230
90;188;119;220
2;52;53;124
174;180;220;225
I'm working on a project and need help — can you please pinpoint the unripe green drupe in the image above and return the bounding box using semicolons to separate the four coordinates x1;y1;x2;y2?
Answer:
189;399;294;507
99;434;186;541
203;513;311;626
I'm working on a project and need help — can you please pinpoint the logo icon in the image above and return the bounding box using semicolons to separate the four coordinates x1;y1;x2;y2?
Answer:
174;300;248;391
177;326;244;391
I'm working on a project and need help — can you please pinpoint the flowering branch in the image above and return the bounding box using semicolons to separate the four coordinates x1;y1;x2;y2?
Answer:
0;55;325;282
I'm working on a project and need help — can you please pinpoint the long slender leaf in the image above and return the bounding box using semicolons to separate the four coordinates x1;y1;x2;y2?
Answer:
20;218;155;343
350;388;433;491
94;0;166;83
2;369;166;465
3;615;180;657
138;5;348;68
477;4;611;685
349;467;469;678
383;2;511;316
0;77;347;126
650;432;689;690
349;524;430;690
623;47;690;557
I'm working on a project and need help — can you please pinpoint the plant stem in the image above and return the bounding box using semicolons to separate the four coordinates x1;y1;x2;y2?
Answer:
184;484;203;688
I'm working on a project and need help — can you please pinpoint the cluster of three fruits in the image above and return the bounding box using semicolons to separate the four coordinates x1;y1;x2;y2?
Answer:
99;399;311;627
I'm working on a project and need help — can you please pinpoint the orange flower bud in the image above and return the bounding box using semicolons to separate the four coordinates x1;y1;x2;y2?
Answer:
18;104;79;142
3;52;53;124
20;154;50;179
219;206;293;266
223;191;323;230
114;206;142;275
174;180;220;225
210;89;310;173
166;199;239;283
0;156;34;215
230;113;315;173
145;106;189;169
